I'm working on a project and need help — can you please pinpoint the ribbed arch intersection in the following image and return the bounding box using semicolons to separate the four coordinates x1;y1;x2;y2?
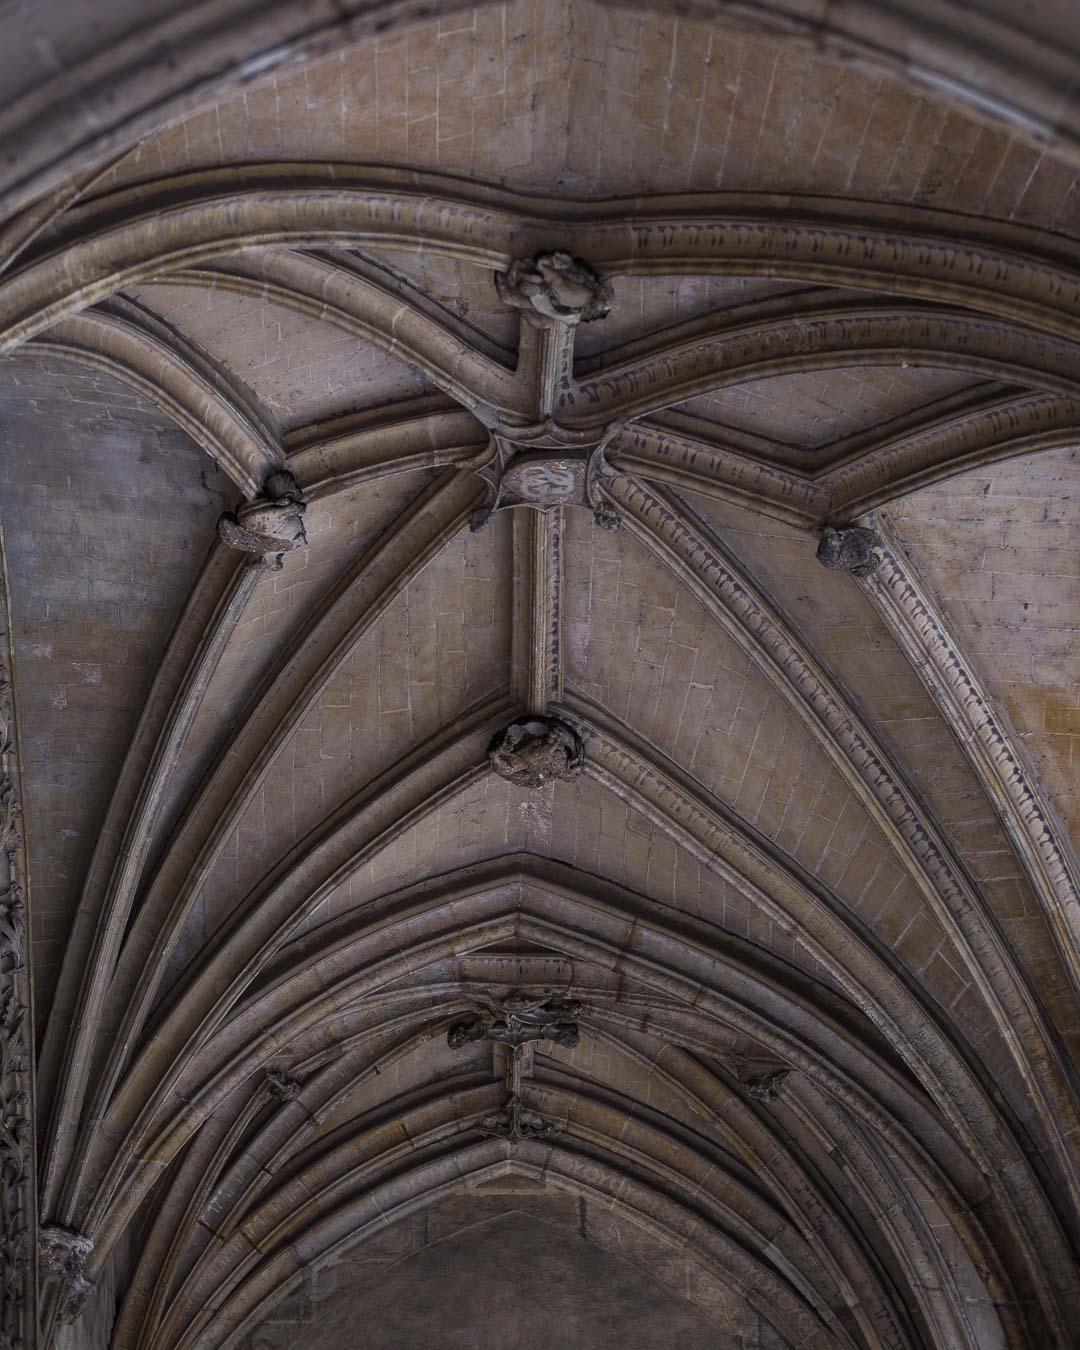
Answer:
1;8;1078;1348
103;863;1015;1350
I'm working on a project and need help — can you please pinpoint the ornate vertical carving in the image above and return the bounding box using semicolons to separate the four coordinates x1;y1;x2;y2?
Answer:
0;562;35;1349
511;509;564;717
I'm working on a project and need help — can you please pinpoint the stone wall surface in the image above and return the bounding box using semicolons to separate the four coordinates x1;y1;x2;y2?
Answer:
891;448;1080;851
0;356;226;1026
1;3;1078;1349
92;1;1080;222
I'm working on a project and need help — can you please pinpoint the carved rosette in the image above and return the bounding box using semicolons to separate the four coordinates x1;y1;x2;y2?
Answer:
487;717;584;787
39;1226;94;1325
495;251;613;326
816;525;883;577
447;992;582;1051
217;470;308;570
0;607;33;1350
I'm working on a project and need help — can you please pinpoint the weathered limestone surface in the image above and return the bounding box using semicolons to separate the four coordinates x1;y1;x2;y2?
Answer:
891;449;1080;849
1;4;1078;1350
0;356;226;1026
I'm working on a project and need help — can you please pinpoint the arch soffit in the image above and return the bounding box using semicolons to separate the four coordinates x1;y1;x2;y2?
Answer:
77;788;1080;1339
161;1200;778;1350
107;888;1007;1349
163;1141;846;1350
2;0;1080;227
8;172;1080;350
6;5;1080;1344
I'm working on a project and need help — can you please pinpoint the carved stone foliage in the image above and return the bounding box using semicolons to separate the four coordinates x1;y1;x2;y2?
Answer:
495;252;613;326
816;525;883;577
264;1068;302;1103
502;453;584;510
217;469;307;570
0;634;32;1350
447;992;583;1051
477;1094;560;1145
487;717;584;787
38;1226;93;1326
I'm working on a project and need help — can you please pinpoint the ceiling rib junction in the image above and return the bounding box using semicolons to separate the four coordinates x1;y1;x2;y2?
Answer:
1;11;1079;1348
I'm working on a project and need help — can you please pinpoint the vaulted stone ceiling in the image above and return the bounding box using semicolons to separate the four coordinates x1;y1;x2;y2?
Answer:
1;3;1079;1349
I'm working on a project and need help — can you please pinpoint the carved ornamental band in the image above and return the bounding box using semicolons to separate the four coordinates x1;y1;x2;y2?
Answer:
0;615;33;1348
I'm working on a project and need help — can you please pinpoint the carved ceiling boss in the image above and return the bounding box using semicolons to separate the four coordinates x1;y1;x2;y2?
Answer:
448;990;579;1146
264;1068;302;1103
217;470;308;569
487;717;584;788
495;250;615;325
477;1094;560;1145
447;991;584;1051
470;252;621;530
816;525;884;577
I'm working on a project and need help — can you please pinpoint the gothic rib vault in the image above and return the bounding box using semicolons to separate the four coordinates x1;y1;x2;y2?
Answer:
1;2;1079;1347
